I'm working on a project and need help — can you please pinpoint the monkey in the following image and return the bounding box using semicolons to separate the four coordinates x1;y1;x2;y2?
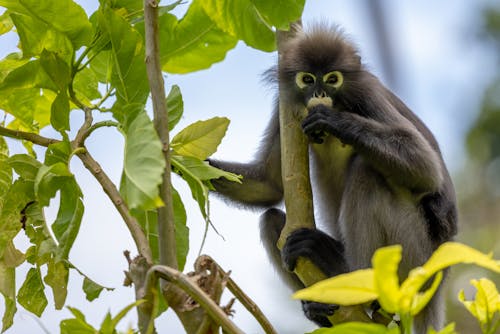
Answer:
209;24;457;333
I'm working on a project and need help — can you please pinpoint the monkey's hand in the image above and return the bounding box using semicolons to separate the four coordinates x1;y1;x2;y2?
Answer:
282;228;347;277
302;105;348;144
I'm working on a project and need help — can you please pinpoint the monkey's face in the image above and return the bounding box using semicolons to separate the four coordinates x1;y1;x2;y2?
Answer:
294;70;343;109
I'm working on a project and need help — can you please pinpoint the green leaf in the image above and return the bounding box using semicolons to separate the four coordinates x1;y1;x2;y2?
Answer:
250;0;305;30
50;92;71;132
0;0;92;50
0;10;13;35
131;187;189;271
458;278;500;326
0;89;54;130
409;271;442;316
0;54;28;83
17;267;48;316
293;269;378;305
172;187;189;271
44;260;69;309
171;155;209;218
427;322;457;334
0;254;16;332
45;141;71;167
7;154;42;181
171;117;230;160
51;181;84;260
200;0;276;51
60;306;97;334
121;109;165;210
0;136;8;158
159;0;238;73
82;277;105;302
34;163;73;207
167;85;183;131
89;50;112;84
103;300;145;333
73;67;102;106
172;154;241;184
307;322;399;334
0;138;12;204
39;50;71;92
9;13;73;59
98;8;149;108
1;242;24;268
23;202;57;266
0;180;34;259
372;245;402;314
0;60;59;92
401;242;500;305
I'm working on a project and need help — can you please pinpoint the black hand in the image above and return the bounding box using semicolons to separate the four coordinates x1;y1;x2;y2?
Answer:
302;105;339;143
281;228;347;277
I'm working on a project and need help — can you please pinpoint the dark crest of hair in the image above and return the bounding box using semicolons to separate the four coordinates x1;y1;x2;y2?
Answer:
279;24;362;77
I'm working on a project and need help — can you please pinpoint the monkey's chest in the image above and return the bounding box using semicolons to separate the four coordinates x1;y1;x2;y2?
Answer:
310;137;354;191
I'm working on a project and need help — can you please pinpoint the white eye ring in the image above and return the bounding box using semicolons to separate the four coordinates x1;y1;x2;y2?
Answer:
323;71;343;88
295;72;316;89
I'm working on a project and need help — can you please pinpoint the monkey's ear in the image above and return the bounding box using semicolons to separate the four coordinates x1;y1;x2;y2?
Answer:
353;55;361;65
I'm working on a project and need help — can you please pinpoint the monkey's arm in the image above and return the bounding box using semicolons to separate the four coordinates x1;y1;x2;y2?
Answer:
209;158;283;207
208;113;283;207
302;105;443;192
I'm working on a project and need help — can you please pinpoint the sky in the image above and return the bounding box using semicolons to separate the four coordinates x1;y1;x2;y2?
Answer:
0;0;498;333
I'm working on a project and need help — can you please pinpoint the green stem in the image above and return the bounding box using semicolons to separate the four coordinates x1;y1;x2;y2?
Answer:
400;313;413;334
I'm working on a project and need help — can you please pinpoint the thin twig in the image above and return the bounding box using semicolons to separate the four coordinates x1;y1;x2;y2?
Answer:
80;120;119;143
143;0;178;270
146;265;245;334
0;126;59;147
208;258;277;334
76;150;153;263
73;107;93;148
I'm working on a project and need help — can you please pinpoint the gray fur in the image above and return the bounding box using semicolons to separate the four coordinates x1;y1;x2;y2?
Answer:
210;24;457;333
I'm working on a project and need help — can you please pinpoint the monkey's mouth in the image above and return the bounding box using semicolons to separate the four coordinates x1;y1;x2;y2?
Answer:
307;96;333;109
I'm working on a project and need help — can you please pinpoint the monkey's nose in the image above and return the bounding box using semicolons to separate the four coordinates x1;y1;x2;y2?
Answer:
314;91;327;98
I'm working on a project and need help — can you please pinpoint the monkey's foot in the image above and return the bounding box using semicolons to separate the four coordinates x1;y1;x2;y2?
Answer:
302;300;337;327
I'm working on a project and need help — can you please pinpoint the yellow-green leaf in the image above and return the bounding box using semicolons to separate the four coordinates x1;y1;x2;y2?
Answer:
458;278;500;325
427;322;457;334
121;109;165;210
171;117;230;160
373;245;402;314
293;269;378;305
307;321;400;334
409;271;442;316
402;242;500;300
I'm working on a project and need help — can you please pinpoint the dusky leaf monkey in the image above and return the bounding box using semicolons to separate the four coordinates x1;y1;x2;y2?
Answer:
209;24;457;333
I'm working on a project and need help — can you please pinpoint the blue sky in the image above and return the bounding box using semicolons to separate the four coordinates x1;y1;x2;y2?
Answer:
0;1;498;333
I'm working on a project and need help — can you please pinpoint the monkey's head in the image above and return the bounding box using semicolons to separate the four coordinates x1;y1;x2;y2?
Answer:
279;25;363;115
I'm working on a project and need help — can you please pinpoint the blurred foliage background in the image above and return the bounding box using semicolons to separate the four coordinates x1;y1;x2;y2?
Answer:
446;4;500;333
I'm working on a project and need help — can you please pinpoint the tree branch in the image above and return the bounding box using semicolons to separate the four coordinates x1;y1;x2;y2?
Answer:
145;265;245;334
143;0;178;270
210;257;277;334
76;150;153;263
276;20;323;288
275;23;371;325
0;125;59;147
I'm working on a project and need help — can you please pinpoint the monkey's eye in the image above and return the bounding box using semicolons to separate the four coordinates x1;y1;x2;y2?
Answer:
323;71;344;89
295;72;316;89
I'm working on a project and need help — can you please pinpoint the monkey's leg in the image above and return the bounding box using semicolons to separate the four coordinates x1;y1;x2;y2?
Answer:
260;209;348;327
340;158;443;333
